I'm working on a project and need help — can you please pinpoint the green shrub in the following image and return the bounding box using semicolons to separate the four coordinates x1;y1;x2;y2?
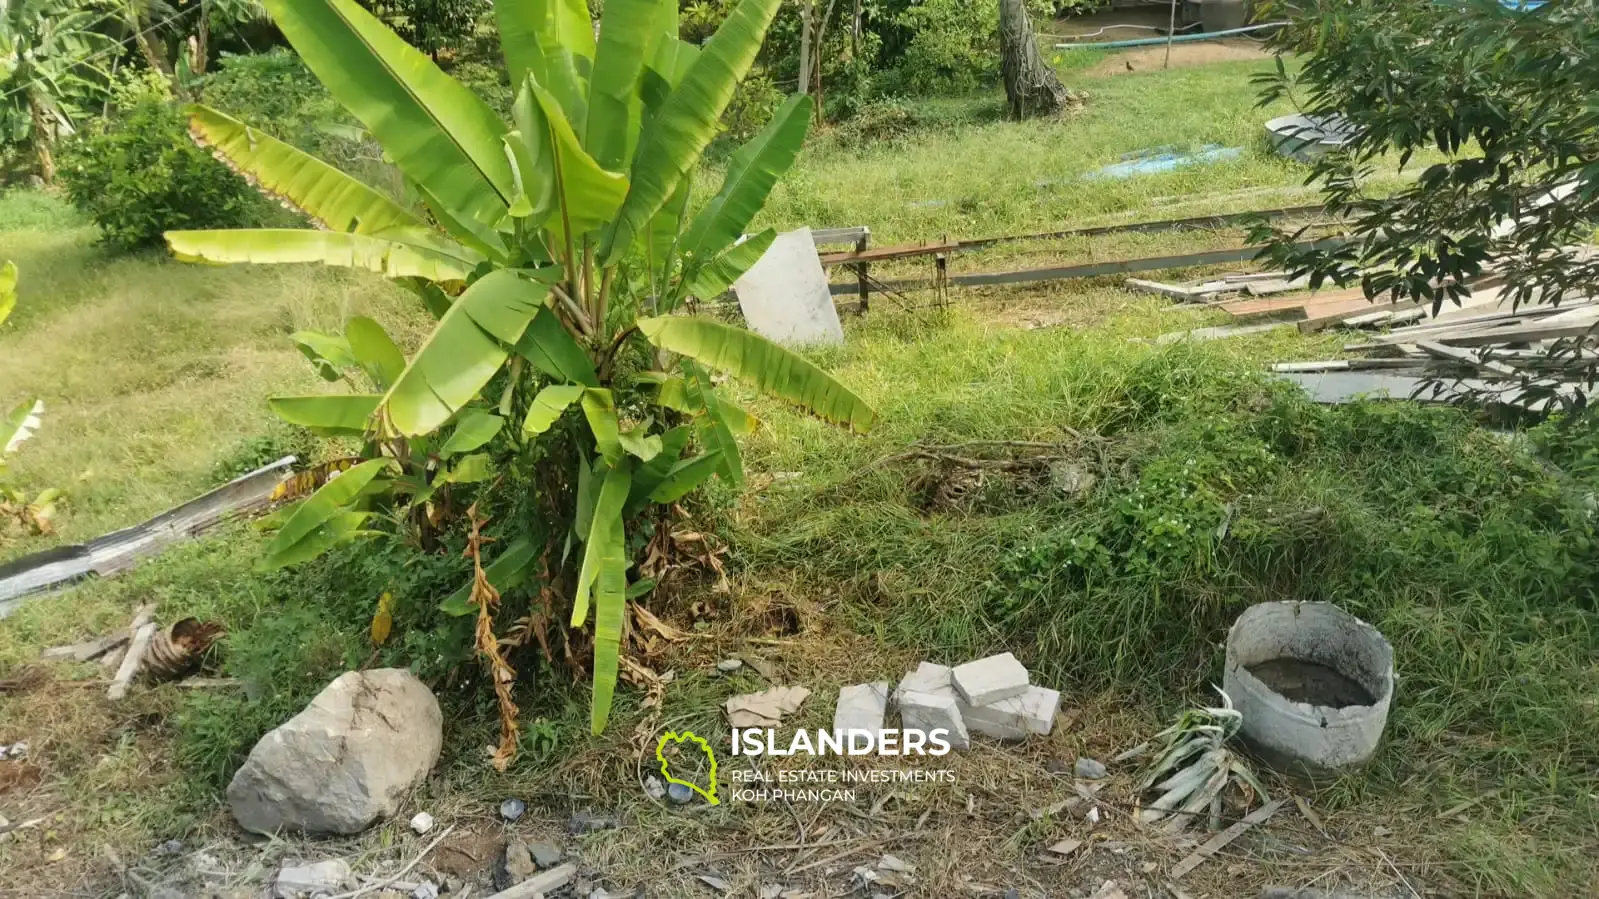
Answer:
58;100;275;251
721;66;784;145
889;0;999;94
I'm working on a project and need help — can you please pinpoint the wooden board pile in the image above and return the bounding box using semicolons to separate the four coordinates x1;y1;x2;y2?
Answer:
1273;295;1598;408
1128;272;1442;333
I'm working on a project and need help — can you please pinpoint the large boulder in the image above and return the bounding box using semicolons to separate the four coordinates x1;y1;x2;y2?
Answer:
228;668;442;835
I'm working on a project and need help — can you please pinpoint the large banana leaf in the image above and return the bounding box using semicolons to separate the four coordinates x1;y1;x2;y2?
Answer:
345;316;406;389
589;510;628;734
585;0;668;172
681;360;744;485
523;384;586;435
0;261;16;326
624;424;688;515
2;399;42;457
415;182;511;262
268;394;382;435
261;457;391;568
655;377;759;434
383;270;550;435
517;76;629;237
185;105;425;236
680;95;810;260
496;0;593;130
648;451;723;503
263;0;514;228
600;0;781;264
165;229;480;282
439;409;505;454
640;316;878;431
514;307;600;386
580;388;623;465
572;462;630;625
685;228;774;298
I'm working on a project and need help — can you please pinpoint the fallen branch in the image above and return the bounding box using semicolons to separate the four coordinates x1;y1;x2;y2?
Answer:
106;605;159;701
482;862;576;899
326;824;457;899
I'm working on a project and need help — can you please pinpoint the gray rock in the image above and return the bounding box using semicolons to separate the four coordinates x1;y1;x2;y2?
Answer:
568;810;619;833
529;841;564;868
274;859;351;898
667;781;694;804
716;659;744;672
495;842;537;891
500;798;526;821
1073;757;1107;779
228;669;443;836
644;776;666;801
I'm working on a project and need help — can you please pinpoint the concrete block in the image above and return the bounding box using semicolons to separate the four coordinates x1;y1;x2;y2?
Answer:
898;689;969;750
893;661;954;703
952;652;1030;706
833;682;890;740
274;859;351;898
960;685;1060;740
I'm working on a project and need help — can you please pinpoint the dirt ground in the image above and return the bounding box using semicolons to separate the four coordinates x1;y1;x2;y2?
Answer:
1083;40;1275;77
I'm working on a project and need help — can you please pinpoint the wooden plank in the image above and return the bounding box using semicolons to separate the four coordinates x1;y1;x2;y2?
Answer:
1416;342;1519;377
1126;278;1213;301
819;240;958;266
1172;799;1285;879
108;620;157;701
954;204;1332;251
1439;319;1599;347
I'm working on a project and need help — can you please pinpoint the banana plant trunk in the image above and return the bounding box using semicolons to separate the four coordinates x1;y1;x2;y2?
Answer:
27;91;55;183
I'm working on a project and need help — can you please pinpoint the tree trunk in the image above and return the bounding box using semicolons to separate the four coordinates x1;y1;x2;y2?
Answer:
798;0;813;96
999;0;1074;120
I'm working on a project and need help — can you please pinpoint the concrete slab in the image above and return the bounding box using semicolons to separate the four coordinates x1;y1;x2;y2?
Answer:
952;652;1030;706
733;227;845;347
833;682;890;741
898;689;969;750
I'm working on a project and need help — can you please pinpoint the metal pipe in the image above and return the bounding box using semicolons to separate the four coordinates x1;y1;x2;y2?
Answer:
1054;21;1284;50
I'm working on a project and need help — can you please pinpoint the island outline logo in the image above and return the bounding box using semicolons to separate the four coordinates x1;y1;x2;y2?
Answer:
655;729;719;805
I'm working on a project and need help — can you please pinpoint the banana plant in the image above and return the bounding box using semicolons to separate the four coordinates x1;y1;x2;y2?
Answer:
163;0;876;737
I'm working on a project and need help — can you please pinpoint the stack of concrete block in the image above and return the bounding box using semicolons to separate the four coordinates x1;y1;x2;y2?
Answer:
895;653;1059;745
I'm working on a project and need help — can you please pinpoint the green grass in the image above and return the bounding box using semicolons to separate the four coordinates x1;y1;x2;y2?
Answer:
1;58;1595;896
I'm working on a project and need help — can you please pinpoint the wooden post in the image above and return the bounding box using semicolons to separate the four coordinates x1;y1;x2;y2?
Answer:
855;229;870;315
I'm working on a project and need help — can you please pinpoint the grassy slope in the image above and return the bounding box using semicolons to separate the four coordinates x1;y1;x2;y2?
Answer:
1;59;1594;895
0;193;428;560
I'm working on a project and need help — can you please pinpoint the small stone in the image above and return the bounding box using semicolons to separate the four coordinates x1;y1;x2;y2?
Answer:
409;812;434;834
951;653;1030;707
411;884;440;899
667;781;694;804
567;810;619;833
716;659;744;672
1074;757;1107;779
644;776;666;800
440;876;464;895
495;842;536;890
3;741;27;760
155;839;185;856
499;798;526;821
274;859;352;898
529;841;563;868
